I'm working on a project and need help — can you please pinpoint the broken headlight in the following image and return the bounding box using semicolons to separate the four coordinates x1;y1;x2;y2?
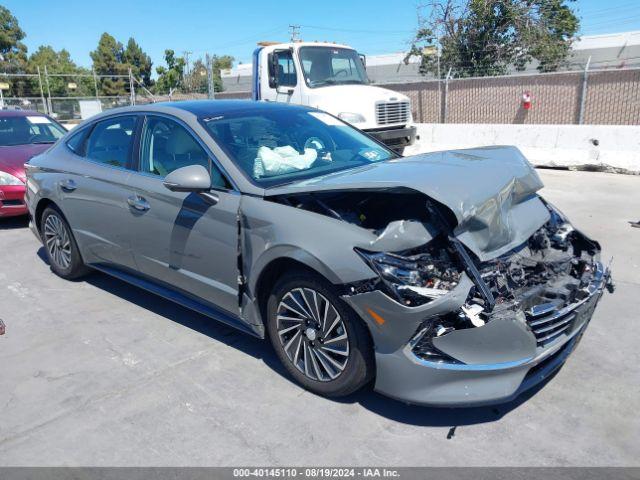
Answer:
355;243;462;306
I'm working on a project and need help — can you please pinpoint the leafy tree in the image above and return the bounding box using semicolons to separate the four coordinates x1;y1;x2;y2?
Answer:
28;46;93;96
155;49;185;94
90;32;128;95
184;58;208;93
0;5;26;65
123;38;153;87
211;54;233;92
183;54;234;93
0;5;29;96
407;0;580;78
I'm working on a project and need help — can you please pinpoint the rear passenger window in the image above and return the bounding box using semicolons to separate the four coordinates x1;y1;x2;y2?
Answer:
85;116;137;168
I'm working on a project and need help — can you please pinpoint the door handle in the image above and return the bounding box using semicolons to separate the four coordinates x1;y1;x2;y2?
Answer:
59;179;77;192
127;195;150;212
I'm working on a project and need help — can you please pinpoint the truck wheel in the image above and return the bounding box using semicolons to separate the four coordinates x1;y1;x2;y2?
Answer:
40;206;90;280
266;271;374;397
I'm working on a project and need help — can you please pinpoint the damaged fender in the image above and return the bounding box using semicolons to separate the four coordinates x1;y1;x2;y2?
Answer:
237;194;382;329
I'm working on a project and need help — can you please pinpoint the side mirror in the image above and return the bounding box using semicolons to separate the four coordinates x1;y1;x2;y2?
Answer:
359;53;366;69
268;52;279;88
163;164;211;192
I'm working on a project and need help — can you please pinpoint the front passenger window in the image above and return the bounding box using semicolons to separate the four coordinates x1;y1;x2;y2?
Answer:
140;116;228;189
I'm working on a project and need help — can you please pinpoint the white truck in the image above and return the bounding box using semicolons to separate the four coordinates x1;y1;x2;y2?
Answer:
251;41;417;153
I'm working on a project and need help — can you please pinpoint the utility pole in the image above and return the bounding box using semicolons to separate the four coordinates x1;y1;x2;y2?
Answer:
206;53;215;99
183;50;192;90
92;68;99;102
443;67;452;124
43;65;52;115
289;25;301;42
36;66;47;114
578;56;591;125
128;67;135;106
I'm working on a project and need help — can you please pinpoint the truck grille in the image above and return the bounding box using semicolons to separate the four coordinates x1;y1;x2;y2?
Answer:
376;101;410;126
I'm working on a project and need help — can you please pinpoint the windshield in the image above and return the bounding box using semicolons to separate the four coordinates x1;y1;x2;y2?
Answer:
202;108;396;188
0;115;66;147
299;46;368;88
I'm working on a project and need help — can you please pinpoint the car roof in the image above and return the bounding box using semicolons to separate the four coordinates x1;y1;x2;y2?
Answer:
0;109;47;118
109;100;312;118
153;99;314;116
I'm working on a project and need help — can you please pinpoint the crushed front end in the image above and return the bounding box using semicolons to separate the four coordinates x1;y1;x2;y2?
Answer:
343;201;612;406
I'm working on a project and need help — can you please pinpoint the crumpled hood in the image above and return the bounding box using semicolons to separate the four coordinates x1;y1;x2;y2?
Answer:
266;146;550;260
0;144;50;182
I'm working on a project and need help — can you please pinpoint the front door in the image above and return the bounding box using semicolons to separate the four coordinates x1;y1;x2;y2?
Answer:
273;49;302;104
127;114;241;315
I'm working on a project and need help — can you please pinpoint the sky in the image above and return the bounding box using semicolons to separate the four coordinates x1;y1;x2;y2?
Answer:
4;0;640;71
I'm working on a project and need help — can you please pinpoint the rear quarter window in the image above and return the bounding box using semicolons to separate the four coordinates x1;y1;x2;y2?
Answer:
66;128;89;155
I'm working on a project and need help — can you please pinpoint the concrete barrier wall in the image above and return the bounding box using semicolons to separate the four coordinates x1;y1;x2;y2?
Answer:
405;123;640;173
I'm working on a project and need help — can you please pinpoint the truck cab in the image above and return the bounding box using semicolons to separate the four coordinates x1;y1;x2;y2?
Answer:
252;41;416;153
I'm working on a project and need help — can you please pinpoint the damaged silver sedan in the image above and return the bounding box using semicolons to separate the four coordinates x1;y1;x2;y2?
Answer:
25;101;612;406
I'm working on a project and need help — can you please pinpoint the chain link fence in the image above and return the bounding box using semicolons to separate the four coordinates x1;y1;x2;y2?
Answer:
0;69;135;125
2;66;637;125
212;67;640;125
391;67;640;125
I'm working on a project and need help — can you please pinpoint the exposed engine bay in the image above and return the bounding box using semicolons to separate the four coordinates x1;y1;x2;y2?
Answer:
476;210;601;317
271;188;610;360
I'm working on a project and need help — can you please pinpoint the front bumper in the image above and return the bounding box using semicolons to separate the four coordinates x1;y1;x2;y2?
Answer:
343;263;609;406
366;125;417;150
0;185;27;217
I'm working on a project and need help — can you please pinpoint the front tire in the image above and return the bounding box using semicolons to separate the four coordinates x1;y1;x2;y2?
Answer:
266;271;374;397
40;206;90;280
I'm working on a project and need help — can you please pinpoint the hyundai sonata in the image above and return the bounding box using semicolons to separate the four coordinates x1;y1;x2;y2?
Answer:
25;101;611;406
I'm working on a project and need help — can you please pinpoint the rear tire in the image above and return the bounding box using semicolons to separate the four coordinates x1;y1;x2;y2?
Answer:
40;206;90;280
266;271;374;397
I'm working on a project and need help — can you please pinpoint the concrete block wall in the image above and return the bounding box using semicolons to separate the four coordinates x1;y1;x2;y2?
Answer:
405;123;640;173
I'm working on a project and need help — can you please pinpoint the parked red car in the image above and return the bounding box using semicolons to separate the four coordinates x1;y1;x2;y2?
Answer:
0;110;67;218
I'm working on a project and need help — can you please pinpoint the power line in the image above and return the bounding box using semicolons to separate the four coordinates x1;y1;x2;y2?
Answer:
289;25;301;42
185;25;287;58
299;24;414;35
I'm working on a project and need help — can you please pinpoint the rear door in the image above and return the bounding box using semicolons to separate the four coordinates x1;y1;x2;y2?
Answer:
57;114;141;269
126;114;241;315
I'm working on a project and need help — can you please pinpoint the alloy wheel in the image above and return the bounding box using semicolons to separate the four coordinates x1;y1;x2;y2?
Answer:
276;287;350;382
43;213;72;270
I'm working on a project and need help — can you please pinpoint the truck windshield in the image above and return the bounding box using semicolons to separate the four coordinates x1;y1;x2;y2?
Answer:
201;107;396;188
299;47;368;88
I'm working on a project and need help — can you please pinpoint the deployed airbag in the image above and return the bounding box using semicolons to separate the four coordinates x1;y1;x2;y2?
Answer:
254;146;317;178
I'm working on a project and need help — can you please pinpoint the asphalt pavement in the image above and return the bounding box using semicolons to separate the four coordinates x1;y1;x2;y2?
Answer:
0;169;638;466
